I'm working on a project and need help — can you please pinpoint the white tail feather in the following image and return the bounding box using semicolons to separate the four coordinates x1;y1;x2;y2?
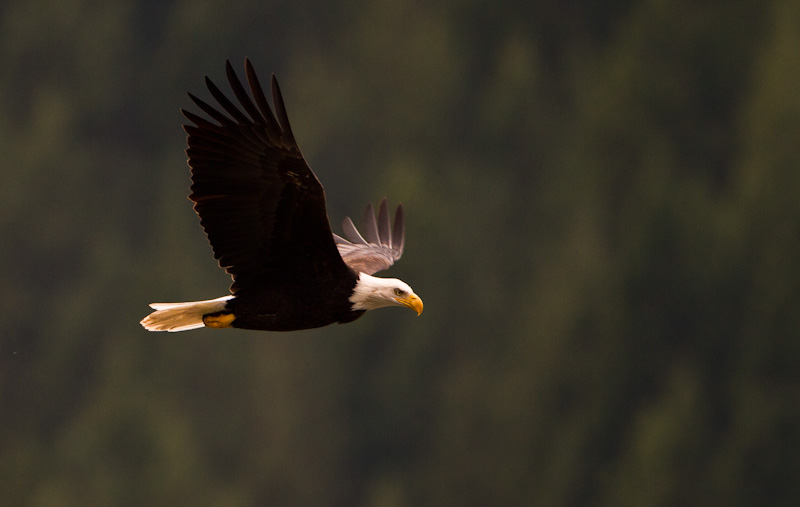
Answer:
140;295;234;332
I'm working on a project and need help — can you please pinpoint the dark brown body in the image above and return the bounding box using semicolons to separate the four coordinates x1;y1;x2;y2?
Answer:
220;269;365;331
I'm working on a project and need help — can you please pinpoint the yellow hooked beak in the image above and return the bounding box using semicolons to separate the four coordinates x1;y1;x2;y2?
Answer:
396;293;424;316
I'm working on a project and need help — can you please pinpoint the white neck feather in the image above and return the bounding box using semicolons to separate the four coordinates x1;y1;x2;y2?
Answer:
349;273;410;311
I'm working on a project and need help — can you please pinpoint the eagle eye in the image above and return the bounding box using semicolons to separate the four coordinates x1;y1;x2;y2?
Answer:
394;288;406;297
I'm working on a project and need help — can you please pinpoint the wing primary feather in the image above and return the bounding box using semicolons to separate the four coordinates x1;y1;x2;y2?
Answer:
225;60;266;124
362;203;380;244
342;217;368;244
204;76;253;125
334;200;407;275
392;203;405;254
181;109;219;130
377;197;391;247
244;59;282;140
271;75;298;147
187;92;236;126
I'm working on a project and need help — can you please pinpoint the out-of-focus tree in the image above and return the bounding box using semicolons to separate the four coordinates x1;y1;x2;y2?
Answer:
1;0;799;506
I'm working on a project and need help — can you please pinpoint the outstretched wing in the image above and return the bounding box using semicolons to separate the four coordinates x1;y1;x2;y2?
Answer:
333;198;405;275
183;59;349;293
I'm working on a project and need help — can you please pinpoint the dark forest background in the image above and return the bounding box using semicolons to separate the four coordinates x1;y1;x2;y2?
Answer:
2;0;799;505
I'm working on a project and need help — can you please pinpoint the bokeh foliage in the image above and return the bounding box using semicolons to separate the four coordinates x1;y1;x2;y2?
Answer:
2;0;799;505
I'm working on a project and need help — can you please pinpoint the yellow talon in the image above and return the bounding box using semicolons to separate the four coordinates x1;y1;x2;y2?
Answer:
203;312;236;328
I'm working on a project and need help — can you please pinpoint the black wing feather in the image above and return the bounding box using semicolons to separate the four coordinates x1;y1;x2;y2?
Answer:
187;93;235;126
204;75;253;125
225;61;264;124
184;58;350;293
271;76;298;147
245;61;284;143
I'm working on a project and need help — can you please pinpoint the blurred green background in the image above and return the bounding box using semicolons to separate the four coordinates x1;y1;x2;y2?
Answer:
2;0;799;505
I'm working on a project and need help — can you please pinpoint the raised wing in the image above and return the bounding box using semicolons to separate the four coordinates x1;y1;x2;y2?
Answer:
333;198;405;275
183;59;349;293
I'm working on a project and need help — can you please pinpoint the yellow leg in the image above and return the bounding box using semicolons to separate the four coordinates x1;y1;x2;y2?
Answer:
203;312;236;329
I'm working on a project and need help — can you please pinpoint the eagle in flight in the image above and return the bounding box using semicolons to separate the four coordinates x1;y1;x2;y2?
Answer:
141;59;422;332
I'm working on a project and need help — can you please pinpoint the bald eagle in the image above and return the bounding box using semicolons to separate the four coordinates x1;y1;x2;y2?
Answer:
140;59;422;332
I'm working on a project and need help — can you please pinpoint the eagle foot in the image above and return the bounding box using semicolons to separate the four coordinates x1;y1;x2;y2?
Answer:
203;312;236;329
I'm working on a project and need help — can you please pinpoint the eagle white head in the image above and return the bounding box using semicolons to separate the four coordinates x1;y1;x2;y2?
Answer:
349;273;423;315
